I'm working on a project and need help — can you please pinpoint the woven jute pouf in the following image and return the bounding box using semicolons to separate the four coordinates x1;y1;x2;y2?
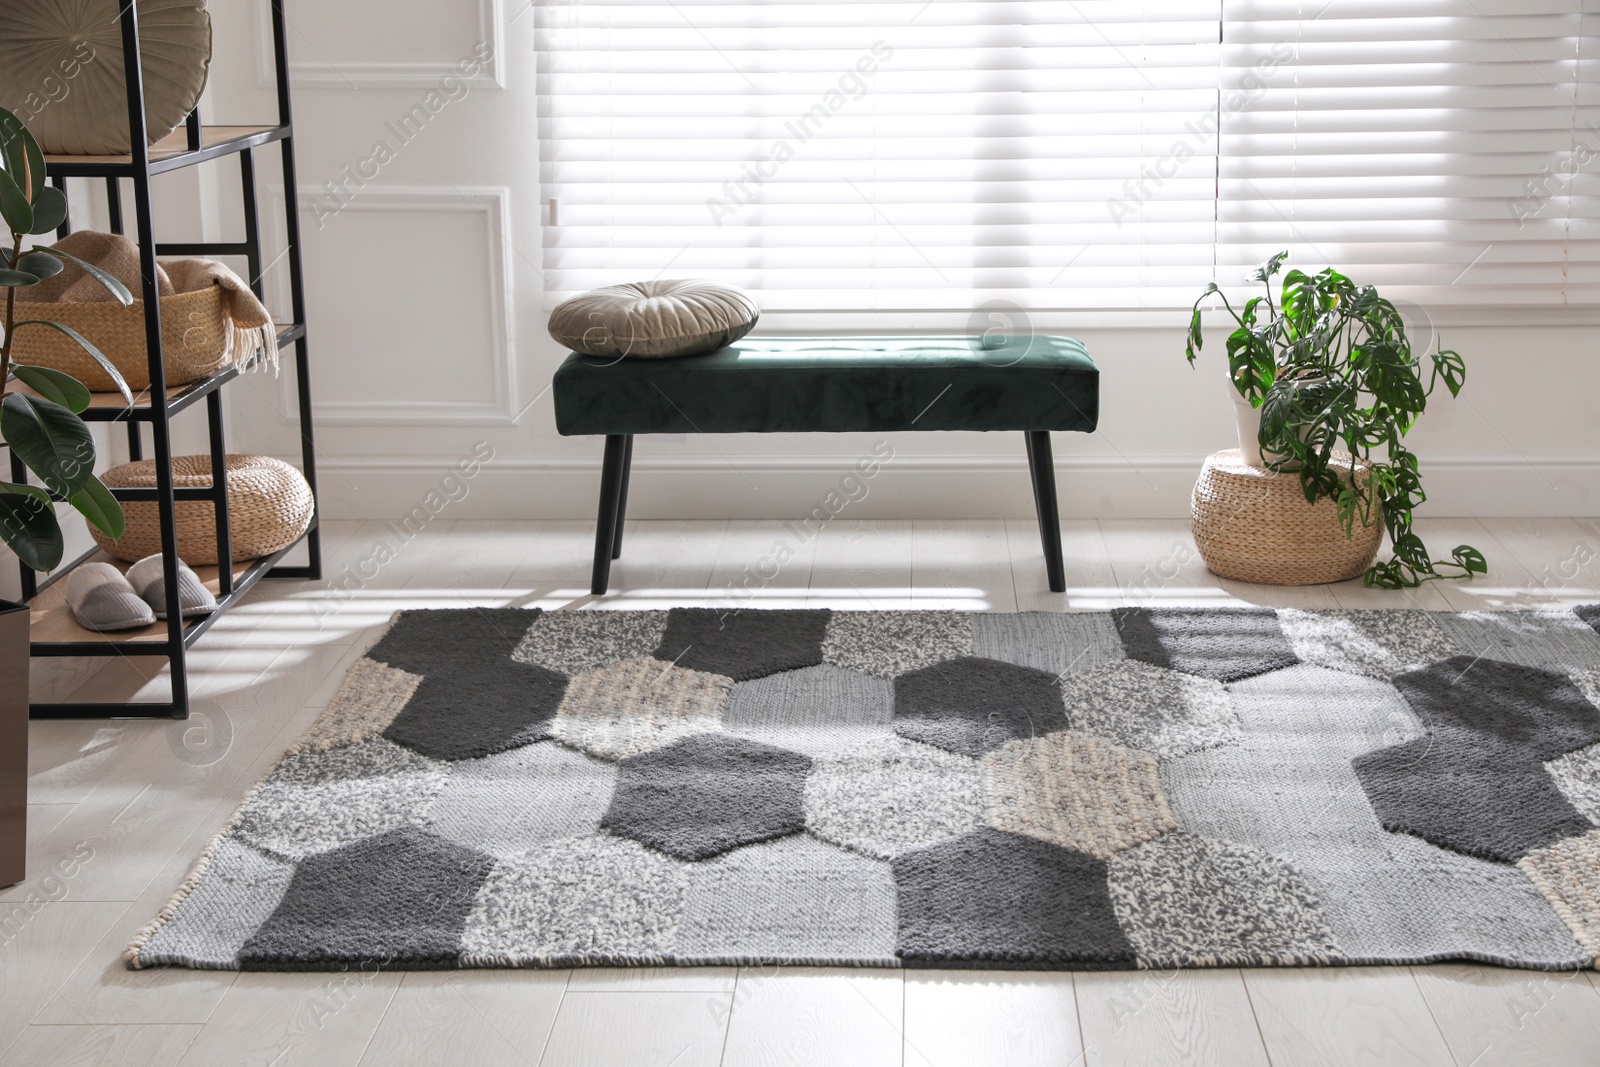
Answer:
9;288;231;391
1191;448;1383;585
92;455;314;565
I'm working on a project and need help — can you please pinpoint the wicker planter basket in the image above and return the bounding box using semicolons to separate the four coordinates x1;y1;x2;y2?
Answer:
9;287;231;392
91;454;314;565
1190;449;1383;585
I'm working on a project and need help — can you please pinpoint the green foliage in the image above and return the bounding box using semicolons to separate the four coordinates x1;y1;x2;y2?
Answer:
1186;253;1486;588
0;106;126;572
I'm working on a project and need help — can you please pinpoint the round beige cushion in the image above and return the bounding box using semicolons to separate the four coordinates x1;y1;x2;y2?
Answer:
91;454;314;565
0;0;213;155
548;280;759;359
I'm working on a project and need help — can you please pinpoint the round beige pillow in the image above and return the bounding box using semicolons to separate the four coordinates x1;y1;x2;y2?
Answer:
549;280;759;359
0;0;213;155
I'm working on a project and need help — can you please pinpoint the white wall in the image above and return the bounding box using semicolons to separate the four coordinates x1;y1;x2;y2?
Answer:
185;1;1599;525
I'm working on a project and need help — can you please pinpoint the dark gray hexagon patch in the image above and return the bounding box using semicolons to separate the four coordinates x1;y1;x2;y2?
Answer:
371;609;568;761
1393;656;1600;759
1353;657;1600;863
1112;607;1299;683
602;733;812;860
892;828;1135;967
239;826;495;968
1578;604;1600;638
655;608;831;681
893;656;1065;757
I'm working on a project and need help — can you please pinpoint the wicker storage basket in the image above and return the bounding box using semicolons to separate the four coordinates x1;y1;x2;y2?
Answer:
91;454;314;565
1191;449;1383;585
9;287;231;391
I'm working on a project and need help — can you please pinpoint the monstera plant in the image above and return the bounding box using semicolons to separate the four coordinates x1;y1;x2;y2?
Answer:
1185;252;1486;589
0;106;130;572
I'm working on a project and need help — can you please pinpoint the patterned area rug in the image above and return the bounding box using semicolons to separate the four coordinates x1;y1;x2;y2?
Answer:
129;605;1600;971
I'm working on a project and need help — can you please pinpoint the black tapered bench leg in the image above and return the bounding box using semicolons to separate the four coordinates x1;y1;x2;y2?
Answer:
612;434;633;560
1025;430;1066;593
591;434;629;594
1024;432;1043;534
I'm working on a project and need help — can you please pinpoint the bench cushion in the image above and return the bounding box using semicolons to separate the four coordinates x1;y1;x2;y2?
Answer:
552;336;1099;435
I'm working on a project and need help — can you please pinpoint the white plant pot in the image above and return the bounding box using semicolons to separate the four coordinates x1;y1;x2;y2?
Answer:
1231;389;1266;467
1230;382;1314;470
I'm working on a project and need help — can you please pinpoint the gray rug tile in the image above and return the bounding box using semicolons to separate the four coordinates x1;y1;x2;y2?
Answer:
679;834;897;965
425;741;617;859
972;611;1124;677
805;736;983;860
462;834;688;966
725;664;894;760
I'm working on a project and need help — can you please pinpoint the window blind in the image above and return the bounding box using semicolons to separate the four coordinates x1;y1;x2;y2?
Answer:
1218;0;1600;306
534;1;1224;310
536;1;1600;310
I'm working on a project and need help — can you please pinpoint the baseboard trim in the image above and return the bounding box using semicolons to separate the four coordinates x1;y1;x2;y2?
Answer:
307;451;1600;520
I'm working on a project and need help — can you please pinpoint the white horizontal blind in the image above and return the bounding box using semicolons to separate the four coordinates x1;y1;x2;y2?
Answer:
1218;0;1600;305
535;1;1224;310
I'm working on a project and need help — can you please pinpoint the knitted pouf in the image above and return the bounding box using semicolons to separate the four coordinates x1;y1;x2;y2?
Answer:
92;454;314;565
1190;449;1382;585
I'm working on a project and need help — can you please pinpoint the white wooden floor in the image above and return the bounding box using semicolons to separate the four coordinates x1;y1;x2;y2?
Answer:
7;517;1600;1067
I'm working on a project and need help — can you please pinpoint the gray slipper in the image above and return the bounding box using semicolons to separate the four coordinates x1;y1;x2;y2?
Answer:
66;563;156;631
126;554;218;619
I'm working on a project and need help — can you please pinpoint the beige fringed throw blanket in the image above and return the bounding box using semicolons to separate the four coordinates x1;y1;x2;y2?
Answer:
31;231;279;374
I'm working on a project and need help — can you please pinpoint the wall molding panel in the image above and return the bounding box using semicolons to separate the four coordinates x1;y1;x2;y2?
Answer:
256;0;505;89
281;185;518;426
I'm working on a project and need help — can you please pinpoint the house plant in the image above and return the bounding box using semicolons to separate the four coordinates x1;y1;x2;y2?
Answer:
1;105;132;569
1;106;133;886
1185;252;1486;589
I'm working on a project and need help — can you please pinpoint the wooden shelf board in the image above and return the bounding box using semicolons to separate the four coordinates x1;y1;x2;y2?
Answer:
10;380;187;411
43;125;283;168
28;552;256;646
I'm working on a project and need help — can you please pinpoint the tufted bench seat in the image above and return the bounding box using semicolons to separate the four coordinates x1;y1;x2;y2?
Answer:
553;336;1100;594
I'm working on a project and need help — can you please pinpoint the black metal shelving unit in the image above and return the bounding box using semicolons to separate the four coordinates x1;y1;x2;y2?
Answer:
13;1;321;719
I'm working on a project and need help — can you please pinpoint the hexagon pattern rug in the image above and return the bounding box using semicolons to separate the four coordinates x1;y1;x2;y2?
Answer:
128;606;1600;971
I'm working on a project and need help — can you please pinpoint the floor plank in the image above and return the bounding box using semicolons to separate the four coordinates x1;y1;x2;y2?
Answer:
1;1023;200;1067
1074;968;1271;1067
1477;517;1600;608
23;723;134;807
29;862;239;1026
721;967;903;1067
707;520;818;611
1098;519;1245;608
1412;962;1600;1067
1243;968;1456;1067
1006;518;1120;612
903;970;1082;1067
539;989;730;1067
357;972;567;1067
1406;518;1536;613
21;803;75;852
808;520;914;610
0;901;132;1055
176;970;403;1067
504;520;611;586
911;520;1018;611
606;519;729;608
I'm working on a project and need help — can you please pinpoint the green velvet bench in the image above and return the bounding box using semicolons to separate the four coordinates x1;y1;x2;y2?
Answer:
553;336;1100;595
